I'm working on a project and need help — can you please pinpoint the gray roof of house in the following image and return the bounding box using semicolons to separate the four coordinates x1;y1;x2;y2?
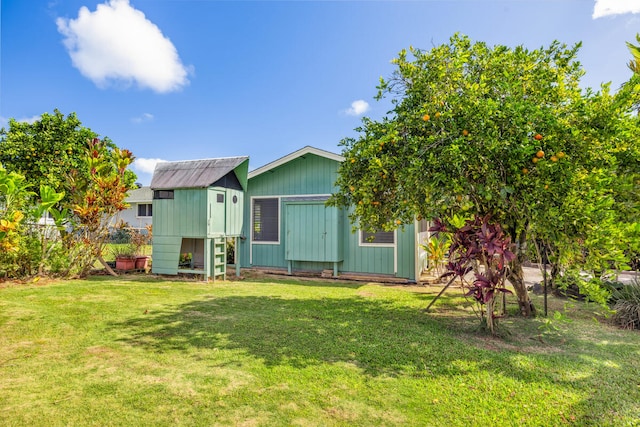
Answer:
126;186;153;203
150;156;249;190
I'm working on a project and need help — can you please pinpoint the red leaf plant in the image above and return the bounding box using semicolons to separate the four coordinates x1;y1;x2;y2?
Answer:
431;214;514;334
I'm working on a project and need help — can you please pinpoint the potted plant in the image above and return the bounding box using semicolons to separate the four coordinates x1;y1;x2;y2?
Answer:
112;244;136;270
130;225;152;270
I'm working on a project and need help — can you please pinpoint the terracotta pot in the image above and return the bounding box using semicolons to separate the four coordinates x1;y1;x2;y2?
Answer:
116;257;135;270
135;256;148;269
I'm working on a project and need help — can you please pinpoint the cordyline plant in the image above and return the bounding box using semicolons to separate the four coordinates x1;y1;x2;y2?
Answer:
431;215;515;334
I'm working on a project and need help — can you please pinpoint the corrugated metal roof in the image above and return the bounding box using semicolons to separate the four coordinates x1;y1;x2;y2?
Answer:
126;186;153;203
150;157;249;189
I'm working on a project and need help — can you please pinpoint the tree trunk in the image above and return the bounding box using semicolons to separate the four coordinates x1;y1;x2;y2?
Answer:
508;255;536;317
97;255;118;277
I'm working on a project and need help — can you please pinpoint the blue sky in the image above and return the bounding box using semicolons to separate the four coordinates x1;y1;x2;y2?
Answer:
2;0;640;185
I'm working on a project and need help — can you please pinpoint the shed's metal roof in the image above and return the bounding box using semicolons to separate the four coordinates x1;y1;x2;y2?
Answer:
150;156;249;190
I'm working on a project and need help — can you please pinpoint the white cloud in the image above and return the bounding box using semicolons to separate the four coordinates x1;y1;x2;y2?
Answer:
0;115;41;127
593;0;640;18
56;0;190;93
133;157;166;174
131;112;154;123
344;100;370;116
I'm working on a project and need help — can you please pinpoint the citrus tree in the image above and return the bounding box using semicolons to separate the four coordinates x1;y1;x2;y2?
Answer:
329;34;640;317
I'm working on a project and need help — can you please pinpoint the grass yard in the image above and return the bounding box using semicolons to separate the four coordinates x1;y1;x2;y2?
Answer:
0;275;638;426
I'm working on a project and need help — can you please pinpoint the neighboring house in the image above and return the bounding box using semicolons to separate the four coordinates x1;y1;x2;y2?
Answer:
150;156;249;281
238;146;423;282
118;186;154;230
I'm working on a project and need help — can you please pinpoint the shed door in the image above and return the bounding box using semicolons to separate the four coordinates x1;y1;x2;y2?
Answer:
285;203;341;262
208;189;226;235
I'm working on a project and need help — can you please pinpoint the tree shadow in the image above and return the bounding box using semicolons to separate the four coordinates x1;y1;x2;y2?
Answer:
110;292;640;423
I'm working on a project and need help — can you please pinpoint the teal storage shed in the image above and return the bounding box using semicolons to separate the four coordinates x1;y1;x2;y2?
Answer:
150;156;248;280
239;146;420;281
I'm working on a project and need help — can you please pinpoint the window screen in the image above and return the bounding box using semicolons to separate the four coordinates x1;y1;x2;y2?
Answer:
153;190;174;199
253;198;279;242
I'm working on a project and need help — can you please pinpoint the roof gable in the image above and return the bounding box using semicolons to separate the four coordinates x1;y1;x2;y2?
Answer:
150;156;249;190
248;146;344;179
126;186;153;203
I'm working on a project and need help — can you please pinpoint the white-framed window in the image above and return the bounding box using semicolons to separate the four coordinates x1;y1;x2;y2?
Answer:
252;197;279;243
360;229;395;247
137;203;152;217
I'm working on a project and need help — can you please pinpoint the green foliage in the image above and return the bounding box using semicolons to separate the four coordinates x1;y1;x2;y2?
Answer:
611;280;640;330
67;138;136;276
421;235;450;277
330;33;640;316
626;33;640;74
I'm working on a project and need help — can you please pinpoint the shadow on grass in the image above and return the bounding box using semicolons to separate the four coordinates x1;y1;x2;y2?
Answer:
111;291;639;424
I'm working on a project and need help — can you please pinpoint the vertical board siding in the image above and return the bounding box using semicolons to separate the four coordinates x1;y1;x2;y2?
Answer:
396;223;416;280
241;152;415;279
154;189;208;238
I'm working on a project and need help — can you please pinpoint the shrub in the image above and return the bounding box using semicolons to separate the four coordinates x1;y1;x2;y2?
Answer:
611;279;640;330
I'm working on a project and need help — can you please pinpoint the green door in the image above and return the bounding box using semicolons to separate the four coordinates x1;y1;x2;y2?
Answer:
208;189;226;235
285;202;342;262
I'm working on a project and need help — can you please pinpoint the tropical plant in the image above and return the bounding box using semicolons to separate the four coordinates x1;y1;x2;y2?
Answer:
67;137;136;277
611;280;640;330
421;235;450;279
432;215;514;334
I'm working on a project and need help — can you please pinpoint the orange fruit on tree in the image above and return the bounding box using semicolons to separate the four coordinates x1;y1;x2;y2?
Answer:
349;186;355;192
557;151;565;159
350;158;355;163
550;155;558;162
435;112;441;118
534;133;543;141
396;220;402;225
522;168;529;174
423;114;430;121
536;150;545;158
532;157;539;164
462;129;469;136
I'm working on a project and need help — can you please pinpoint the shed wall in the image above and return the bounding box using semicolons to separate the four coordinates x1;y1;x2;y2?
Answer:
240;153;417;280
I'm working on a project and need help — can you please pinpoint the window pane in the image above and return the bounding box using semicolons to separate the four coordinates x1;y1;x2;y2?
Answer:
361;230;394;244
137;204;152;217
253;198;279;242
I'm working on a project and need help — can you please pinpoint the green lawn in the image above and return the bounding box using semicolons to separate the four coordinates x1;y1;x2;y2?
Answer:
0;275;638;426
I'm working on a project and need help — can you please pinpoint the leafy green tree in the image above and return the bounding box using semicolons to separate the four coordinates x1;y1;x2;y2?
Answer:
0;109;136;206
0;110;139;278
330;34;640;316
